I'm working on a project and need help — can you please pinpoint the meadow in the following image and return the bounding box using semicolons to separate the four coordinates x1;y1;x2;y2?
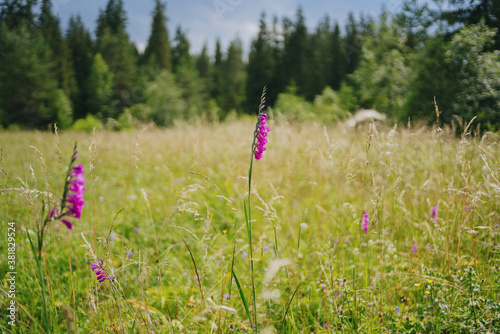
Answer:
0;116;499;333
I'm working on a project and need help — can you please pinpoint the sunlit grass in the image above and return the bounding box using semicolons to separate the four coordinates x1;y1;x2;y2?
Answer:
1;118;499;333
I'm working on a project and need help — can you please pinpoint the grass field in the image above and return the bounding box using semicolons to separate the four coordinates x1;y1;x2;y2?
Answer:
1;118;499;333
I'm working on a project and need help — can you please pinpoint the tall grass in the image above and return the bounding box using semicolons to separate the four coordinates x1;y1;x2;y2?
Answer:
0;118;499;333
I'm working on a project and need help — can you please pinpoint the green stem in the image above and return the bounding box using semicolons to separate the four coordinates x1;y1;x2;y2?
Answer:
38;258;51;334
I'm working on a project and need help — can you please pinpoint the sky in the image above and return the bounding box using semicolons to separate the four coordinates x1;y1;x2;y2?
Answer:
52;0;424;55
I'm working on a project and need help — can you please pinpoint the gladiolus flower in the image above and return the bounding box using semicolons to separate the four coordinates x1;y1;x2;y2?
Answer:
411;241;417;254
254;113;270;161
361;211;370;232
91;259;109;282
430;204;438;220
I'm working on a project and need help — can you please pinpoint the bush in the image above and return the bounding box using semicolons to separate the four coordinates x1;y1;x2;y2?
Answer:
72;114;103;131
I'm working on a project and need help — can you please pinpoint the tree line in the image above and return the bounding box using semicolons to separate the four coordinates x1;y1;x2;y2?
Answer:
0;0;499;130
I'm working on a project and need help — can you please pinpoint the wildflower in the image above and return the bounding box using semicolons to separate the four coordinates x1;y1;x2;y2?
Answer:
91;259;109;282
415;283;421;287
263;245;270;251
411;241;417;254
425;291;430;295
440;304;449;311
134;227;140;233
49;208;59;219
127;251;133;258
242;251;248;259
430;204;438;220
320;283;326;290
395;306;400;312
223;294;231;299
66;165;85;220
254;113;270;161
361;211;370;233
60;219;73;230
110;233;116;241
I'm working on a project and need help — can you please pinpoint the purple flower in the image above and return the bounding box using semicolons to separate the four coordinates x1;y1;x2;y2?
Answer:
60;219;73;230
66;165;85;220
242;251;248;259
223;294;231;299
49;208;59;219
395;306;400;312
134;227;140;233
110;233;116;241
263;245;270;251
361;211;370;233
440;304;449;311
411;241;417;254
254;113;270;161
430;204;438;219
91;259;109;282
127;251;133;258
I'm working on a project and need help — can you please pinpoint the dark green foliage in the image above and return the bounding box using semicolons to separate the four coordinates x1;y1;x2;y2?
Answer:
96;0;137;112
87;53;114;119
0;23;69;128
66;14;93;120
172;25;191;72
222;38;245;113
39;0;76;96
141;0;171;70
437;0;500;49
245;12;276;113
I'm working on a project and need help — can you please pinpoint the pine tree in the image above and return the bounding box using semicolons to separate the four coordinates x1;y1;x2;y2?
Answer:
142;0;171;70
96;0;137;112
438;0;500;48
87;53;114;119
329;22;346;90
394;0;432;49
211;38;225;107
172;25;192;71
0;23;66;128
245;12;275;112
39;0;76;95
344;12;362;74
0;0;36;30
196;42;210;81
223;38;245;113
67;14;93;120
281;7;310;98
307;15;331;100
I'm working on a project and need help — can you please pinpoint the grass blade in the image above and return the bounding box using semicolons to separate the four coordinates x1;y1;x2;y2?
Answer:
231;268;253;330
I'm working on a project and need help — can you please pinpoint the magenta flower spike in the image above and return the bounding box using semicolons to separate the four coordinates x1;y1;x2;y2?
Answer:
361;211;370;232
430;204;438;220
91;259;109;282
411;241;417;254
66;165;85;220
254;113;270;161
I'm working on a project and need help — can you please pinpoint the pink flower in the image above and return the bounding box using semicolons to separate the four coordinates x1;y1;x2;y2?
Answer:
361;211;370;232
430;204;438;219
91;259;109;282
254;113;270;161
66;165;85;220
411;241;417;254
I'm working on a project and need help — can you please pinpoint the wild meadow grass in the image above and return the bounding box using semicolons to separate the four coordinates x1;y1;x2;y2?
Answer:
1;117;499;333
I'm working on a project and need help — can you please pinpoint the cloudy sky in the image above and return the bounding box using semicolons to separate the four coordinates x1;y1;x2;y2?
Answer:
53;0;428;55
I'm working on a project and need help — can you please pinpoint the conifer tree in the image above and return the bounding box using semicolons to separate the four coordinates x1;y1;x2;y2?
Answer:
223;38;245;113
95;0;137;112
211;38;225;107
39;0;76;95
172;25;191;71
67;14;93;119
245;12;275;112
329;22;346;90
142;0;171;70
